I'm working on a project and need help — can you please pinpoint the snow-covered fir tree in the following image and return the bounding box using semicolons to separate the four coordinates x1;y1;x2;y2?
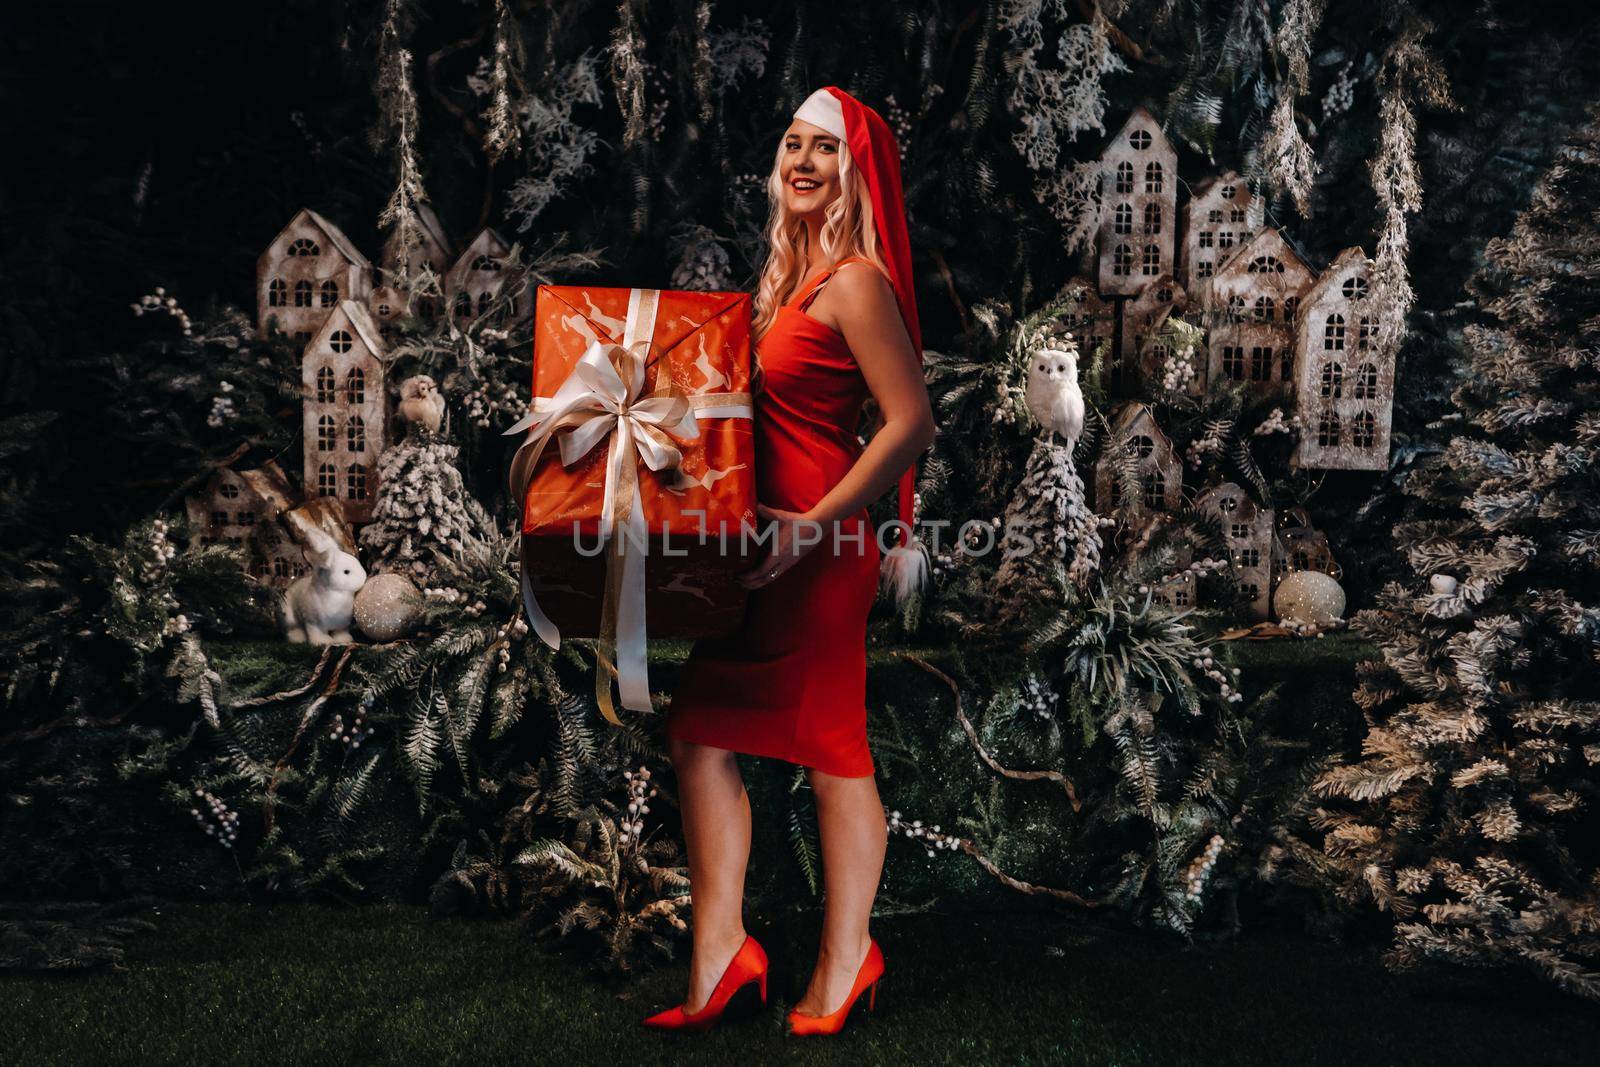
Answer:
992;433;1101;621
1305;105;1600;1002
357;425;495;586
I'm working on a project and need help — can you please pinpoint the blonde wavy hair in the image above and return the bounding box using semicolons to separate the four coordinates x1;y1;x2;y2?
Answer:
751;131;892;353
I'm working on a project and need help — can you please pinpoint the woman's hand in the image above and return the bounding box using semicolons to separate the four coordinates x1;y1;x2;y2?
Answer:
737;503;821;589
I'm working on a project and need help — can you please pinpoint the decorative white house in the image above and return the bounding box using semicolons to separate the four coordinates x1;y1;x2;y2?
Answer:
446;226;530;324
371;203;453;333
1179;171;1259;311
302;300;388;525
1195;481;1275;619
1120;273;1188;394
1290;248;1393;471
184;460;304;589
257;208;374;343
382;202;453;282
1153;568;1196;611
1097;108;1178;298
1205;228;1317;398
1272;507;1340;585
1095;402;1183;519
1057;277;1118;390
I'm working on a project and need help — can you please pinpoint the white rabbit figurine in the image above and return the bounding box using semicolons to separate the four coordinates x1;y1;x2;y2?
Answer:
281;527;368;644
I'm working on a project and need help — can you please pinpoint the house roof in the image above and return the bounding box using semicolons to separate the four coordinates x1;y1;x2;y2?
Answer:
1130;273;1186;311
1213;227;1312;283
261;208;373;270
306;299;387;359
1102;106;1176;160
1295;246;1369;311
234;460;296;516
1060;275;1111;312
414;203;453;257
1188;170;1246;204
1110;400;1172;444
1196;480;1265;522
453;226;511;269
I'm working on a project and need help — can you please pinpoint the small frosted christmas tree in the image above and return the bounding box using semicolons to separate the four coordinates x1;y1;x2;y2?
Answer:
358;377;494;585
1307;107;1600;1001
992;337;1101;620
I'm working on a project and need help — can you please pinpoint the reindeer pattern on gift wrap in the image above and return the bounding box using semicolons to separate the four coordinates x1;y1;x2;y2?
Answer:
667;462;749;495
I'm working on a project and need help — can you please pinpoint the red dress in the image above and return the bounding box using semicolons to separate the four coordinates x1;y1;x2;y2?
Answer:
664;257;882;777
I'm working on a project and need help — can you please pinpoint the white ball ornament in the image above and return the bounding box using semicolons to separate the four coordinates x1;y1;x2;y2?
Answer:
353;573;425;641
1273;570;1346;627
1429;573;1459;595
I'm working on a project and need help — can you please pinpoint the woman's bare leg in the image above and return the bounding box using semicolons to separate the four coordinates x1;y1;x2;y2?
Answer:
668;736;754;1013
793;767;888;1015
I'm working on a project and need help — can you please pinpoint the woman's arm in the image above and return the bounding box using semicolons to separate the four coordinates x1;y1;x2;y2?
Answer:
803;261;935;529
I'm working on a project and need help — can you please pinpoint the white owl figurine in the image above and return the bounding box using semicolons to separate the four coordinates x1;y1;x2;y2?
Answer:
1025;345;1085;448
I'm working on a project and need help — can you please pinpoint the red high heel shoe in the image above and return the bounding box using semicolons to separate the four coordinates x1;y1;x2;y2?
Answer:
786;938;885;1036
641;934;769;1033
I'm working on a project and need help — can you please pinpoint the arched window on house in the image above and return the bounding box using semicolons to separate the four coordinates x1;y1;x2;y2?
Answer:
1358;315;1378;351
1352;411;1377;448
294;280;313;307
316;365;337;402
1353;362;1379;399
268;279;287;307
1316;411;1341;447
346;415;366;454
1321;361;1344;398
1145;161;1163;192
1116;161;1134;193
320;280;339;307
317;415;337;452
1143;472;1165;509
346;368;365;405
1324;314;1346;351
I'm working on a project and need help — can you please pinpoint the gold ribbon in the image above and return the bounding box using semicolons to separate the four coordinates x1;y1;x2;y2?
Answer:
503;289;753;723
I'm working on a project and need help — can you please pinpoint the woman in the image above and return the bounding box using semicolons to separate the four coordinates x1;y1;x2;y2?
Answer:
643;86;934;1036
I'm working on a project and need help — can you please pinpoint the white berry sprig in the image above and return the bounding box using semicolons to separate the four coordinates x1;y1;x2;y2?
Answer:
190;787;240;849
131;286;193;336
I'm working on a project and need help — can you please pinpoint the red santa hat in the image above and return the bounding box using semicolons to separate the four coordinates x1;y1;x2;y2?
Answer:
793;86;929;606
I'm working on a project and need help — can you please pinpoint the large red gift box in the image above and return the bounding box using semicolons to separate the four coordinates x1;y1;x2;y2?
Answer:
505;284;759;716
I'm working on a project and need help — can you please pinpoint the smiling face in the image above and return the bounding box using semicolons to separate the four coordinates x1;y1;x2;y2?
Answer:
780;119;842;218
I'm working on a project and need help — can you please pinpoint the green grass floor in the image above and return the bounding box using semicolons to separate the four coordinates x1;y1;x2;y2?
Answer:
4;904;1599;1066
